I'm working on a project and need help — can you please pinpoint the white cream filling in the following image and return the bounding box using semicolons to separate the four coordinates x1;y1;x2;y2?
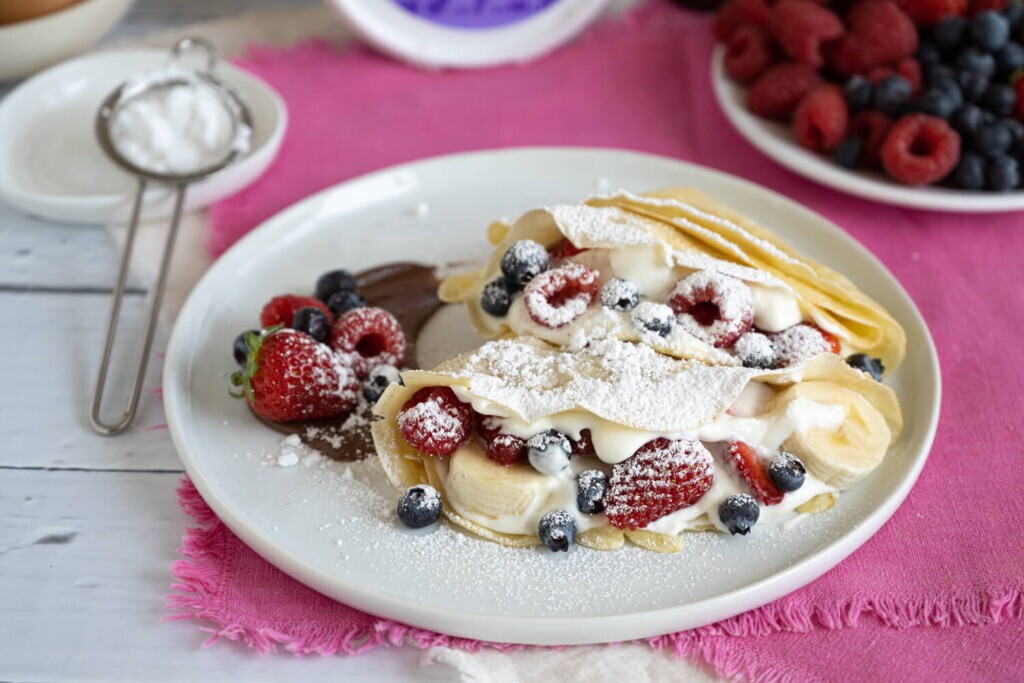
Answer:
492;244;807;355
446;382;844;538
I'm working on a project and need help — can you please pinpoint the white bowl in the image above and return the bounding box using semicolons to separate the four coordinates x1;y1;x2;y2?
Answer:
711;46;1024;213
0;0;132;82
0;47;287;224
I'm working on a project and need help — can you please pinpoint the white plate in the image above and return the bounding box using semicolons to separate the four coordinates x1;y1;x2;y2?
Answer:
0;48;286;224
711;47;1024;213
0;0;131;82
163;148;940;646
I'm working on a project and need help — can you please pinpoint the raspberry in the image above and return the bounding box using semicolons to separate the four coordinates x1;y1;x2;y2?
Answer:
726;441;784;506
1013;77;1024;121
896;57;922;96
476;414;526;466
260;295;332;329
522;263;599;329
850;110;894;167
549;238;587;261
881;114;961;185
897;0;967;24
769;0;844;68
605;438;715;531
828;0;918;76
968;0;1007;15
865;66;895;83
397;387;471;457
771;323;835;366
793;85;849;152
724;25;778;84
714;0;771;41
747;63;824;119
570;428;596;457
329;307;406;378
668;271;754;348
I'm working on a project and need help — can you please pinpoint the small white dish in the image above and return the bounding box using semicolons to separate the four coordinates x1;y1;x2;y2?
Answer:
0;47;286;224
0;0;132;82
163;148;940;646
711;46;1024;213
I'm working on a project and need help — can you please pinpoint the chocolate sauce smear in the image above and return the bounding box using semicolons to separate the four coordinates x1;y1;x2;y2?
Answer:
257;262;443;461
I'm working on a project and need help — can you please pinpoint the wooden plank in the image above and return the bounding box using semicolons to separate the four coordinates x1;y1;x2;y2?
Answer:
0;291;181;471
0;469;456;682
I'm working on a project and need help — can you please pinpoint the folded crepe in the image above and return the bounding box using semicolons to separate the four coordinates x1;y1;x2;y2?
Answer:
373;338;902;553
439;189;906;374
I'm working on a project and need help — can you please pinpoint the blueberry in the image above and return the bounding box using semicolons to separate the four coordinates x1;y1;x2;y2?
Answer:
873;76;912;116
916;88;957;119
768;453;807;493
917;42;943;68
527;429;572;476
835;137;863;168
935;77;965;108
971;122;1014;157
291;306;331;343
396;485;442;529
327;290;366;318
630;301;675;338
315;269;357;303
957;70;989;102
987;156;1020;191
932;16;967;51
480;276;513;317
600;278;640;311
500;240;549;290
734;331;777;369
363;364;403;403
843;75;874;111
970;11;1010;51
955;47;997;78
1002;117;1024;154
718;494;760;536
1003;3;1024;31
537;510;577;552
996;41;1024;74
576;470;608;515
952;152;987;190
233;329;259;365
981;83;1017;116
926;63;956;86
845;353;886;381
951;104;985;135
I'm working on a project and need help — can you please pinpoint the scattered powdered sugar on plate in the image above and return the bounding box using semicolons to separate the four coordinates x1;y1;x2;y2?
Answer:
275;434;322;468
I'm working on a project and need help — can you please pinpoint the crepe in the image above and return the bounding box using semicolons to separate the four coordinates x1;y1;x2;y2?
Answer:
439;189;906;373
373;337;902;553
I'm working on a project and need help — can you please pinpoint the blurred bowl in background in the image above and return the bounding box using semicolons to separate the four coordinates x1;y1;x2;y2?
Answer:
0;0;132;82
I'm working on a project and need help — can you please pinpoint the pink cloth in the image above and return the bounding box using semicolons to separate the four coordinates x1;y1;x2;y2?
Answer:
174;3;1024;680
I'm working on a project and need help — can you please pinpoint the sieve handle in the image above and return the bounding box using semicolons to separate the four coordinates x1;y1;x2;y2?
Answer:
90;181;186;436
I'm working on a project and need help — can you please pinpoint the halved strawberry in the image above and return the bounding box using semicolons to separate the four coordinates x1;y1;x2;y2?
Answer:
605;438;714;530
726;441;784;505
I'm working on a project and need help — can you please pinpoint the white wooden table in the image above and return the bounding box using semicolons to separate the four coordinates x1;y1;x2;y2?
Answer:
0;2;453;680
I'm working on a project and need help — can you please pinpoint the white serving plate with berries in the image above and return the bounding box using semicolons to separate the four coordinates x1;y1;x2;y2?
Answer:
163;148;940;645
711;46;1024;213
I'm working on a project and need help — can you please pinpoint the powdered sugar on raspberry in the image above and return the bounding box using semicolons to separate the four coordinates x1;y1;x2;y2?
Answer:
772;324;830;367
522;263;598;329
669;270;754;348
397;394;466;444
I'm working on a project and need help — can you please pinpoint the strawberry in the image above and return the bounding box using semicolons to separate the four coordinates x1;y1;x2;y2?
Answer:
726;441;784;505
605;438;715;530
260;295;332;329
769;0;844;68
231;328;358;422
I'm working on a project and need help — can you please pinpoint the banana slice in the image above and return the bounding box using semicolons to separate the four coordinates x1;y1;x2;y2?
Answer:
578;526;625;551
778;381;892;489
624;529;685;554
445;442;553;519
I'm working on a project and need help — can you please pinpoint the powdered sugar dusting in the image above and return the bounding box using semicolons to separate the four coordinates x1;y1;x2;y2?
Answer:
397;393;465;443
522;263;599;329
447;338;769;433
669;271;754;348
773;325;830;368
548;204;656;248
